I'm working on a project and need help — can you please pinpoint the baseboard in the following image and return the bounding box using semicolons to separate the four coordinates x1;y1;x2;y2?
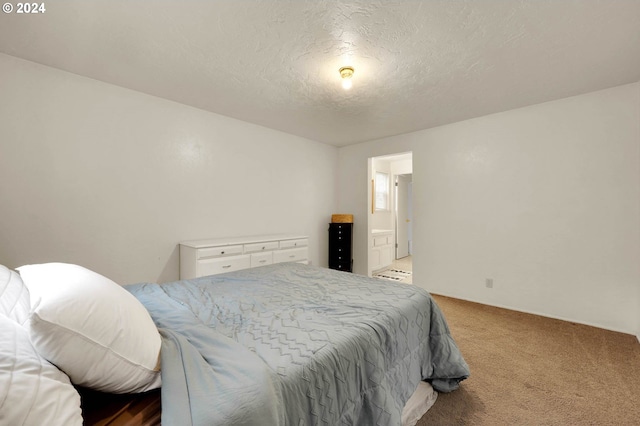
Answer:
428;290;635;336
637;334;640;345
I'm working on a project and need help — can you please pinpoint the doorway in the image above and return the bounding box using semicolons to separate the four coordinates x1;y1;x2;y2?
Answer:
367;152;413;282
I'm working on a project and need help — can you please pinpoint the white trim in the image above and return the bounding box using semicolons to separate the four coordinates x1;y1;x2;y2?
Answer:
427;290;635;336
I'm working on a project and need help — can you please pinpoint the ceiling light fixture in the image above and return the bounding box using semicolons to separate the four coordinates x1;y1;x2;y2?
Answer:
339;66;354;90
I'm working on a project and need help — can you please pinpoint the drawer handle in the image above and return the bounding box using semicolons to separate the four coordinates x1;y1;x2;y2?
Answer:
289;255;295;258
221;251;225;255
222;265;231;269
294;243;297;246
259;260;267;263
262;246;266;250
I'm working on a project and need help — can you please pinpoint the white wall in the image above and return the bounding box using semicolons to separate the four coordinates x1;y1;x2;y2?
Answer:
339;82;640;335
0;53;338;284
390;158;412;176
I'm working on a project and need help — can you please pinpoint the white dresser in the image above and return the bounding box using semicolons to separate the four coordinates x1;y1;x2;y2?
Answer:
179;234;309;279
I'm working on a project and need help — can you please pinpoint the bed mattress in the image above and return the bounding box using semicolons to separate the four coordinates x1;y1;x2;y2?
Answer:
127;263;469;426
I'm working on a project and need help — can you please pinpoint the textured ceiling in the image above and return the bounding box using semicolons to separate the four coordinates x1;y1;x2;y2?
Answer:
1;1;639;146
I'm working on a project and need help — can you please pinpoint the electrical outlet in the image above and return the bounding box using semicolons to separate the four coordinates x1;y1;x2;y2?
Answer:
485;278;493;289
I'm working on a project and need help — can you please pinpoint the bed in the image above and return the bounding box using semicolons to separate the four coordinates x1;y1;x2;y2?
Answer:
1;262;469;426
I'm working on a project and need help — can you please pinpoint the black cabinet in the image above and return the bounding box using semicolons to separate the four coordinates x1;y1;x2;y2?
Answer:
328;223;353;272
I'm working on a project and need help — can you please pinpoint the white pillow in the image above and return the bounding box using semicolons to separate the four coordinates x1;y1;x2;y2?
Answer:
17;263;162;393
0;264;31;325
0;314;83;426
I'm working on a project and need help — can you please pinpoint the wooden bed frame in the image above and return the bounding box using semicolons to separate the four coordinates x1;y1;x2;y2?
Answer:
78;382;438;426
78;387;161;426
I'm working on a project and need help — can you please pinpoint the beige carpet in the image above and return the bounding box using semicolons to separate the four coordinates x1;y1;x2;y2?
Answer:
417;295;640;425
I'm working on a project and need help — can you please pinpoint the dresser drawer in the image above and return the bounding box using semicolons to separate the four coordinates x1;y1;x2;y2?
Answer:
197;244;243;259
331;260;352;271
250;251;273;268
244;241;279;253
373;236;392;247
180;234;309;279
273;247;308;263
197;254;250;276
279;238;308;249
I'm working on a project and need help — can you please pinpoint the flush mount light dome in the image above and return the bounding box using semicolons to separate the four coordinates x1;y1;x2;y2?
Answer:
339;66;354;90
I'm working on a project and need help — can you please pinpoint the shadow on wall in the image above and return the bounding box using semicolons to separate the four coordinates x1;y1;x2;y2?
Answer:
156;245;179;284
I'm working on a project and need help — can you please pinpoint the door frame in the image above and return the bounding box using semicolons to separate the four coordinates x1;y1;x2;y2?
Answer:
395;174;411;259
366;152;413;277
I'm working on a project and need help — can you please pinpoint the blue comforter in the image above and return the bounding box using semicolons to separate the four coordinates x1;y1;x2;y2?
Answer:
127;263;469;426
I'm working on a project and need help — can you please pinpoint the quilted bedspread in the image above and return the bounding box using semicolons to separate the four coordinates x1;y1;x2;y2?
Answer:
127;263;469;426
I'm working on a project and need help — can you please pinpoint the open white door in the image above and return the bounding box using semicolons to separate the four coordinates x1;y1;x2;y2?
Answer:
395;174;411;259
